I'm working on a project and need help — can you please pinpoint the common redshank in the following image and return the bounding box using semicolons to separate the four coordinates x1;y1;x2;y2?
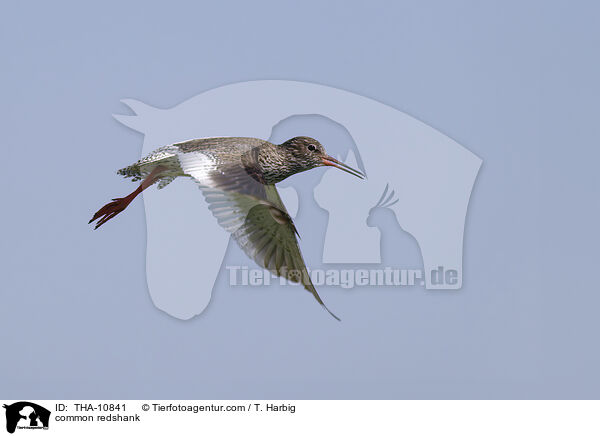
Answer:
89;136;365;320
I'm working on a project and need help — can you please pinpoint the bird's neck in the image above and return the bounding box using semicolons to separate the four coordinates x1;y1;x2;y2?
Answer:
246;145;306;185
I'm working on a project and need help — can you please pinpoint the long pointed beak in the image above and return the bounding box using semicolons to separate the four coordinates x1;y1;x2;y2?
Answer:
322;155;365;179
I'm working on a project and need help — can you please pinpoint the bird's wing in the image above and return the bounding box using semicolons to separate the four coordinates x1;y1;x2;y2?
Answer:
176;148;339;320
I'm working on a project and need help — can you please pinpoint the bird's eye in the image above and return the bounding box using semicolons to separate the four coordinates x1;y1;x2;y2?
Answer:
307;145;316;151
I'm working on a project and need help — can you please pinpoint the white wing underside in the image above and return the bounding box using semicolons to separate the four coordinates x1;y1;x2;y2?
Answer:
175;148;339;320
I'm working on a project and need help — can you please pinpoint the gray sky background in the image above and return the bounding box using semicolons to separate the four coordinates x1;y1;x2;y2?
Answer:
1;1;599;399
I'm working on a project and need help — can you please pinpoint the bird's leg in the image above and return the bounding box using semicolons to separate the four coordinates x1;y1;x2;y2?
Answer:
89;165;166;229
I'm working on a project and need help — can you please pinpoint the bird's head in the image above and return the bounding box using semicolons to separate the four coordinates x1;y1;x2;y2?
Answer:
281;136;365;179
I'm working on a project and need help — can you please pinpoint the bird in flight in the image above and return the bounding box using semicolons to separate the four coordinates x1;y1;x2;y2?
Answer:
89;136;365;320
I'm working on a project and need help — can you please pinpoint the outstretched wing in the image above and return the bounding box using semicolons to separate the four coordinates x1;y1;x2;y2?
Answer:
176;143;339;320
232;186;339;320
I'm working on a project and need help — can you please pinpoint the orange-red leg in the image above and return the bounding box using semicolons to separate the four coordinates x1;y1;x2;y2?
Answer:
89;166;165;229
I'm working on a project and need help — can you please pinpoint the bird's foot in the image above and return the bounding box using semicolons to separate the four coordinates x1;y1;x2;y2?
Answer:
89;194;135;229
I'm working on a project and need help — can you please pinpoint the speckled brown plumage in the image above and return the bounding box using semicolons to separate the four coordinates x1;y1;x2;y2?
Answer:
90;136;364;320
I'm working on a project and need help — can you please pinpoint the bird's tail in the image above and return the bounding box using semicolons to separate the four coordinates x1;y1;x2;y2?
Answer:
117;163;142;181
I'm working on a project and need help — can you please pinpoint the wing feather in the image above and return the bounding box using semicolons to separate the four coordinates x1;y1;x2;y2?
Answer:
175;146;339;320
